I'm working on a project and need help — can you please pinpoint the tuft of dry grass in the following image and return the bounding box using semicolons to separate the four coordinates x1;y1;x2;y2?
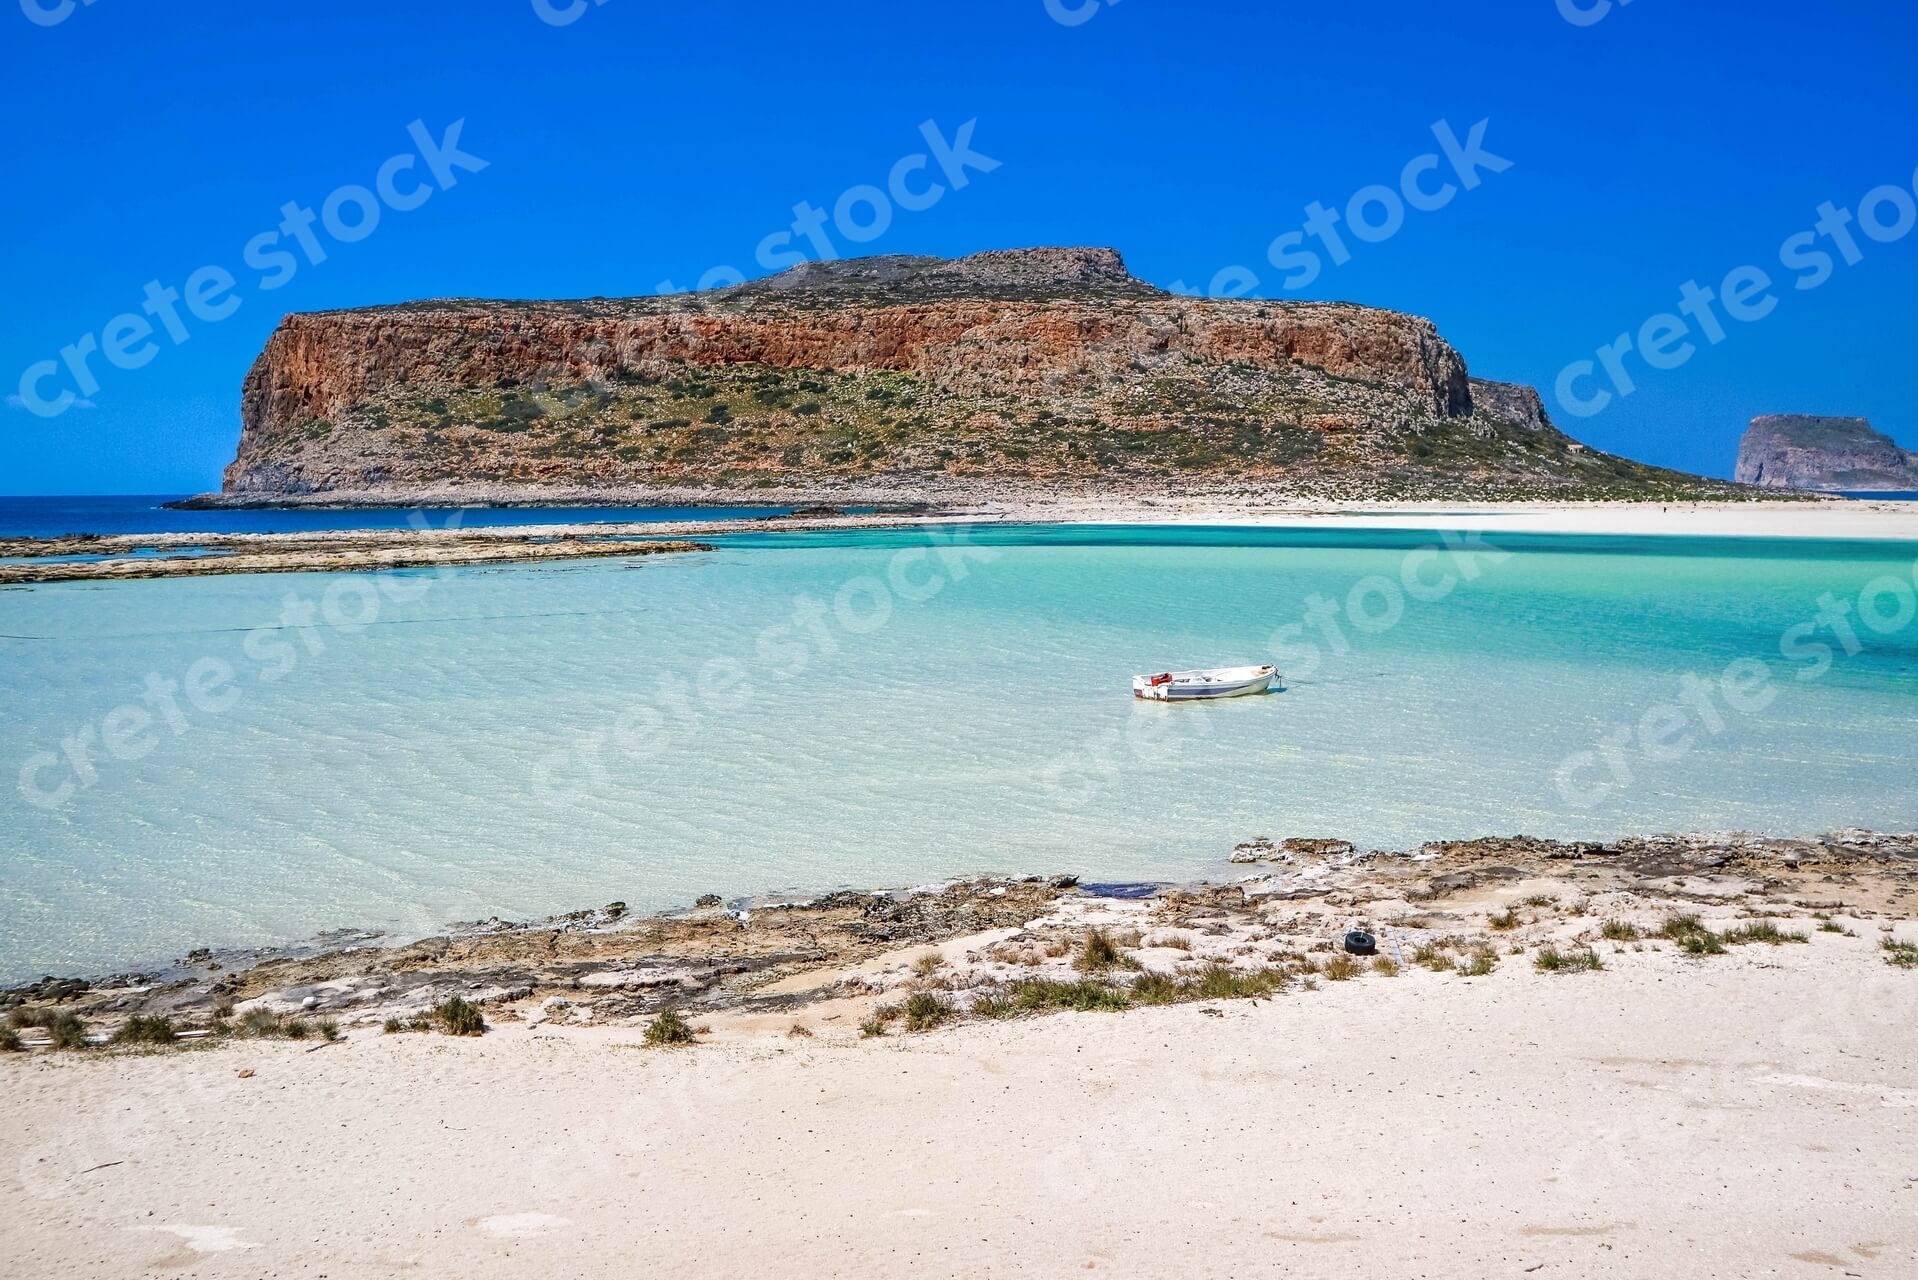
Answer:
787;1023;813;1038
1817;918;1853;935
1322;954;1361;982
911;951;943;978
1721;920;1808;946
1883;939;1918;969
1371;956;1400;977
1075;928;1136;973
1412;943;1452;971
236;1007;285;1038
1534;946;1603;973
110;1016;177;1046
1600;919;1640;941
1488;909;1521;932
1147;932;1193;951
1522;895;1558;908
1456;947;1499;977
1660;914;1727;955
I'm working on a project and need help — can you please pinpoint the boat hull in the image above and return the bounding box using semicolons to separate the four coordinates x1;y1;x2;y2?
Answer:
1132;665;1276;701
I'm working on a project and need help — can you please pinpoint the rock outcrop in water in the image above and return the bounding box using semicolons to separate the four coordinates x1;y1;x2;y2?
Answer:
1735;414;1918;491
217;247;1727;504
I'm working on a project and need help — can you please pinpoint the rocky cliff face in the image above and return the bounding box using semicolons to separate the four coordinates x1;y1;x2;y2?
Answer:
222;247;1719;501
1735;415;1918;491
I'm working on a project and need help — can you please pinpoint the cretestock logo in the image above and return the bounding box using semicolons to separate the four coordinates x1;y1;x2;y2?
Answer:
1557;0;1636;27
18;0;97;27
532;0;609;25
1045;0;1122;27
655;119;1000;296
1265;119;1512;291
11;120;487;419
1552;166;1918;419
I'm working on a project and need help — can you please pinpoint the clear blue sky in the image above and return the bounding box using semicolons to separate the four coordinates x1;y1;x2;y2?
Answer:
4;0;1914;493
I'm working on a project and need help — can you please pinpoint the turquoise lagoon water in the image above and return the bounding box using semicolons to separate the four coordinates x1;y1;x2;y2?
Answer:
3;524;1916;981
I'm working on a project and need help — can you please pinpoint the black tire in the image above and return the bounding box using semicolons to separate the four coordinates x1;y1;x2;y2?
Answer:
1343;930;1377;956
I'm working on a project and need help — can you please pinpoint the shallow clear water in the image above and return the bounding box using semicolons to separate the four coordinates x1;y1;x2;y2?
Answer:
3;524;1916;981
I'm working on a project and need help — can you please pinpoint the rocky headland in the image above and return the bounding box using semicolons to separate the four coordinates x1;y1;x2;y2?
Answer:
206;247;1736;507
1735;414;1918;491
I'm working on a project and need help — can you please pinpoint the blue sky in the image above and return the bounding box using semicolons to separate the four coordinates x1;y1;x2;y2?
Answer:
3;0;1914;493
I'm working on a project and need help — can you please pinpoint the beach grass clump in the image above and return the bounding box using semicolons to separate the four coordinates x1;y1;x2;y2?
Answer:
1372;956;1400;977
1412;943;1451;972
1883;939;1918;969
282;1019;314;1040
434;997;486;1037
236;1007;284;1038
1817;918;1852;935
903;991;955;1032
1009;978;1132;1013
1722;920;1808;946
110;1015;177;1046
1522;895;1558;908
911;951;944;979
9;1008;93;1050
859;1015;889;1037
967;988;1017;1019
643;1008;697;1046
1659;914;1727;954
1322;954;1361;982
1487;909;1521;932
1186;964;1287;1001
1130;970;1180;1006
1658;913;1705;940
1600;919;1640;941
1456;947;1499;977
787;1023;813;1038
47;1013;91;1049
317;1020;341;1041
0;1026;19;1052
1534;946;1603;973
1147;933;1192;951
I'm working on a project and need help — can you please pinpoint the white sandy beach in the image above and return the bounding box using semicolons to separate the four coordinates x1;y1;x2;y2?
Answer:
966;494;1918;541
7;926;1916;1279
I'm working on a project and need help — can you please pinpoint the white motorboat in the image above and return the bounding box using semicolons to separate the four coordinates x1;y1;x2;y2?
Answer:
1131;664;1276;701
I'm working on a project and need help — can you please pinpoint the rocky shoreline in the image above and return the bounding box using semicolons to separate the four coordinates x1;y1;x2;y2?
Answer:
0;526;722;584
8;828;1913;1050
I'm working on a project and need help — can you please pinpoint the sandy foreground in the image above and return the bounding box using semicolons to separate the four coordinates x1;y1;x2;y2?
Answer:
7;835;1918;1280
6;939;1915;1279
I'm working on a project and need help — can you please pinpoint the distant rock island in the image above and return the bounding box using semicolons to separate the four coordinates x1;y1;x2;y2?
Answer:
209;247;1735;506
1735;415;1918;491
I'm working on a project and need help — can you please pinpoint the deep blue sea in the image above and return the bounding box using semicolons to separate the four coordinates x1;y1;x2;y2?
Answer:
4;518;1918;981
0;494;798;538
